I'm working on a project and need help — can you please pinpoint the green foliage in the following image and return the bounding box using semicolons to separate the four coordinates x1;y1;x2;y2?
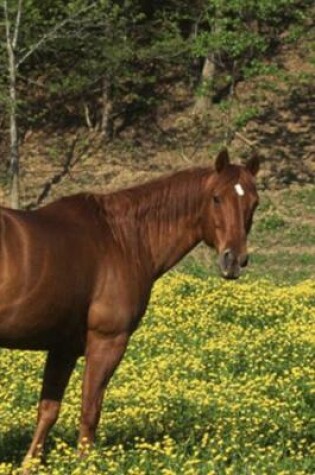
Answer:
0;0;313;136
0;0;189;133
243;60;281;79
191;0;312;98
234;105;260;128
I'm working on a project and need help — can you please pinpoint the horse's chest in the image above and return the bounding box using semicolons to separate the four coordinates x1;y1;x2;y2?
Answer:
88;272;152;336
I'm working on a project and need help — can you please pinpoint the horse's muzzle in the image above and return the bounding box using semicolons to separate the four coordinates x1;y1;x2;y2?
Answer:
218;249;242;280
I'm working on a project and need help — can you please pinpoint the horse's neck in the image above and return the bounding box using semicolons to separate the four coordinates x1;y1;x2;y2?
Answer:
138;173;208;278
102;168;210;279
147;213;203;278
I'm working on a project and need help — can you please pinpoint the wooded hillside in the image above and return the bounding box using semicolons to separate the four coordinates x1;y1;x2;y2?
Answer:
0;0;314;208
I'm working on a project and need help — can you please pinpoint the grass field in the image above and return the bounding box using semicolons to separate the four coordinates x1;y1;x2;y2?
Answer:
0;186;314;474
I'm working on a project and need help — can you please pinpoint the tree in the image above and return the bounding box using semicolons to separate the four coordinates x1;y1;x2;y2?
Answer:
3;0;22;208
191;0;311;114
1;0;98;208
34;1;188;137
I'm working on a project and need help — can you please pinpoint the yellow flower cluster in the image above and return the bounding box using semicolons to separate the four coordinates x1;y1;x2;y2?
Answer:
0;274;314;474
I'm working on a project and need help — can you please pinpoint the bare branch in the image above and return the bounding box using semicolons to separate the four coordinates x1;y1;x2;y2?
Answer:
84;103;93;129
235;131;257;148
3;0;12;47
12;0;23;49
16;1;97;69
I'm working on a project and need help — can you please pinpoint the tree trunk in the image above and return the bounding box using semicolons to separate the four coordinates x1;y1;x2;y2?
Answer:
4;0;21;209
8;66;20;209
193;54;215;116
99;77;113;139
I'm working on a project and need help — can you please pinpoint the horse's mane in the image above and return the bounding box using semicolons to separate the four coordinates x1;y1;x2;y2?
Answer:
101;167;211;221
95;167;213;250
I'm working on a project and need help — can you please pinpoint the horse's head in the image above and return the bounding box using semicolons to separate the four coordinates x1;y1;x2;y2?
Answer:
202;148;260;279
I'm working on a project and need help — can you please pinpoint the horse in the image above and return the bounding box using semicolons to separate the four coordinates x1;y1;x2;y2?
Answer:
0;148;259;468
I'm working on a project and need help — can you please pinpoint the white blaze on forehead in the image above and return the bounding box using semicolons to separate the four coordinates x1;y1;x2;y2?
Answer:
234;183;245;196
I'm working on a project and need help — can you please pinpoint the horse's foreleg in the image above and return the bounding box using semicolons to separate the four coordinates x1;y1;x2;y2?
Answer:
22;350;77;467
78;330;128;450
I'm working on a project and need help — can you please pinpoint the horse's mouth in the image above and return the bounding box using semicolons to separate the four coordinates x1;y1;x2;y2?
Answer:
220;267;241;280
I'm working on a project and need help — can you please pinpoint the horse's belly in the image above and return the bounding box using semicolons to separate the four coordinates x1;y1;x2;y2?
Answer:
0;296;87;351
0;334;60;351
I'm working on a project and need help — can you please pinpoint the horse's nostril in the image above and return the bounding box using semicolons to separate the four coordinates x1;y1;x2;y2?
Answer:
222;249;234;268
241;255;249;268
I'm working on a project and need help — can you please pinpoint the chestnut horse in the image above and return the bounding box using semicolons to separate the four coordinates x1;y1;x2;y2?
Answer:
0;149;259;466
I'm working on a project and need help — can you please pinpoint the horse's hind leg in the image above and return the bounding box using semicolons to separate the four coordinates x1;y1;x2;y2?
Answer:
22;350;77;468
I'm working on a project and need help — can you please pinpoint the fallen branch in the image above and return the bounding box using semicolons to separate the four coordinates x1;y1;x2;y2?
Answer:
235;131;257;148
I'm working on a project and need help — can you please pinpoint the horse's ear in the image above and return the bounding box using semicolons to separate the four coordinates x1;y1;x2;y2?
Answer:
215;148;230;173
246;151;260;177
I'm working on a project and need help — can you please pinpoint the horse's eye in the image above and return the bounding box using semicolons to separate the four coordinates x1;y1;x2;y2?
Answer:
213;195;221;205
